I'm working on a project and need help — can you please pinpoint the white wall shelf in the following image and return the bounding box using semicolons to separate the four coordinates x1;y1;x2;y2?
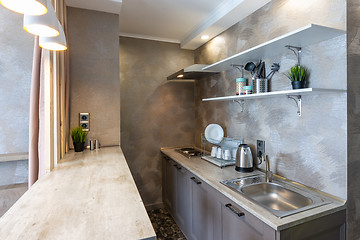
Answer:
202;88;346;116
202;24;345;72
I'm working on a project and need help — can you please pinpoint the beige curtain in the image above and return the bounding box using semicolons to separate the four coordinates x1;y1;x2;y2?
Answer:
28;0;69;187
28;37;43;187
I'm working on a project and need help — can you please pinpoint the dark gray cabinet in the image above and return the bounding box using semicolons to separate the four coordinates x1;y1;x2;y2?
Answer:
174;163;191;234
162;154;345;240
215;194;275;240
163;156;176;213
188;175;213;240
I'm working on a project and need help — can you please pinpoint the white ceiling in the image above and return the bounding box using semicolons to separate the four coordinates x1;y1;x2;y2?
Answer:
66;0;271;50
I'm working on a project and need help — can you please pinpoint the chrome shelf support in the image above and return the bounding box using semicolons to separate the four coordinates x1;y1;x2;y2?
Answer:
233;99;245;112
288;95;302;116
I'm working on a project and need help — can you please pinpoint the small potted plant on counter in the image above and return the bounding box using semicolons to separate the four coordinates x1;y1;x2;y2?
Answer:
71;126;87;152
286;64;309;89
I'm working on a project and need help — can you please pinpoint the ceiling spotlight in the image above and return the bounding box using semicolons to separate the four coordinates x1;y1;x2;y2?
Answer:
0;0;47;15
201;35;209;40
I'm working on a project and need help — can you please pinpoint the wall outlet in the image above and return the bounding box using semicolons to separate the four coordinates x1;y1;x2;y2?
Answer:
257;140;265;159
79;113;90;131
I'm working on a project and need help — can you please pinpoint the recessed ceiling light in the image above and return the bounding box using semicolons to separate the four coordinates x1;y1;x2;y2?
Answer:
177;74;184;78
201;35;209;40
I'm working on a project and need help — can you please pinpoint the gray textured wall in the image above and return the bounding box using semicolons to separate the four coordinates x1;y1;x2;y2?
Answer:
0;7;34;154
67;7;120;147
194;0;347;200
347;0;360;238
120;37;195;207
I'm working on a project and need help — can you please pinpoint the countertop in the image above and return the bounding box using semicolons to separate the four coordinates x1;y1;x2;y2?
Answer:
161;147;345;231
0;147;156;240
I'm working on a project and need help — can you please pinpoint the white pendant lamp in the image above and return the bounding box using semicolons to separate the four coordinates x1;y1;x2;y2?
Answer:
23;0;59;37
39;21;67;51
0;0;47;15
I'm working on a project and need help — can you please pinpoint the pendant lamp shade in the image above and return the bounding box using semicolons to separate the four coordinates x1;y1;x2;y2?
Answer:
0;0;47;15
39;21;67;51
23;0;59;37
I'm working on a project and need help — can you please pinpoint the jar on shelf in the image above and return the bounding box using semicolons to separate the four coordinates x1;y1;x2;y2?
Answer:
243;86;253;95
236;78;247;95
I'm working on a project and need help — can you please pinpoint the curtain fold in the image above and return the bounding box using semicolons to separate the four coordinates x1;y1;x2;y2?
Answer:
28;36;42;187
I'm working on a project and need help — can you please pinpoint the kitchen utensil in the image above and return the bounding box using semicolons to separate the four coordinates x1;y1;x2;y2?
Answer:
245;62;256;74
236;78;247;95
90;140;95;150
235;144;254;172
255;78;268;93
211;146;218;157
257;61;264;78
231;148;237;160
244;85;253;94
266;63;280;79
223;149;231;160
205;124;224;144
216;148;222;159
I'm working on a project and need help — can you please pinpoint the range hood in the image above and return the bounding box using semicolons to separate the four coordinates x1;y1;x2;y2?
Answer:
167;64;218;80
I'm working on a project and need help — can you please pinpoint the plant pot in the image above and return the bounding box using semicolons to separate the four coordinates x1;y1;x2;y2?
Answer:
291;81;305;89
73;142;85;152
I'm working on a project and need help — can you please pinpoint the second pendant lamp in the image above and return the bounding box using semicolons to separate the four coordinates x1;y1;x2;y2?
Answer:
23;0;59;37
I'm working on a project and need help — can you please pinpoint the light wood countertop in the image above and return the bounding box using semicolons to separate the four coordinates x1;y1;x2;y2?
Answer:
0;147;156;240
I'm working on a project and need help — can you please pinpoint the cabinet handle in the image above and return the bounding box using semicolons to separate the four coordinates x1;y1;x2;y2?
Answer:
225;204;245;217
173;164;182;170
190;177;202;184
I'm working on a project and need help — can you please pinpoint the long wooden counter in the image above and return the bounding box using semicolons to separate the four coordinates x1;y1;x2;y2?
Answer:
0;147;156;240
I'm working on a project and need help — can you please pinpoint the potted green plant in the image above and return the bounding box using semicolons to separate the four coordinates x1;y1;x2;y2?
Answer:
286;64;309;89
71;126;87;152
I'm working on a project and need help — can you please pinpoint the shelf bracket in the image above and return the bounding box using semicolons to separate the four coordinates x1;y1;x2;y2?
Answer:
288;95;302;116
231;64;245;77
233;99;245;112
285;45;302;66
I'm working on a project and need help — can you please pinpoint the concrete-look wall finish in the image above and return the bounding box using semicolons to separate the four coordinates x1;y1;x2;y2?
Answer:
0;7;34;155
68;7;120;147
195;0;347;199
120;37;195;207
347;0;360;238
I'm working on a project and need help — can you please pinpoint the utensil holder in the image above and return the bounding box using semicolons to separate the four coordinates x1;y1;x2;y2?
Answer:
254;78;268;93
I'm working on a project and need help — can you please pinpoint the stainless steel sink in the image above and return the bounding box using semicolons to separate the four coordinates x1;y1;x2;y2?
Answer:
221;174;330;218
241;182;313;211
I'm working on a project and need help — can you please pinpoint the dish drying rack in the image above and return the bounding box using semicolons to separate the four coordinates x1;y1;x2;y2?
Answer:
201;134;242;168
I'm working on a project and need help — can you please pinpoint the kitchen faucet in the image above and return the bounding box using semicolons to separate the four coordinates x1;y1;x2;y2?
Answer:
262;154;272;182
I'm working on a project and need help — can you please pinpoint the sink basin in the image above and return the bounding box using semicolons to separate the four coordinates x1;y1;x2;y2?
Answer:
221;174;330;218
240;182;313;211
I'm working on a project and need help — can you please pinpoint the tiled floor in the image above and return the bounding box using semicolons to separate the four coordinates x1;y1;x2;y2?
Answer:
147;208;186;240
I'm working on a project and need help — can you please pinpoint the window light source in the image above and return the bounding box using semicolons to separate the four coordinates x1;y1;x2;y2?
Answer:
23;0;59;37
0;0;47;15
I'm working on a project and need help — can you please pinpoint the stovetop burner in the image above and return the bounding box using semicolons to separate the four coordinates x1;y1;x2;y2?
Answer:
176;147;201;158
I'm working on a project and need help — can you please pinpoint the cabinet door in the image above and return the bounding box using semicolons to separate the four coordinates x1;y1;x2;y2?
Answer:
163;157;176;212
188;176;212;240
218;197;275;240
174;164;191;236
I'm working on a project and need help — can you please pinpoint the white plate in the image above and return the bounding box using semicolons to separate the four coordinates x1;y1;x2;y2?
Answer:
205;124;224;144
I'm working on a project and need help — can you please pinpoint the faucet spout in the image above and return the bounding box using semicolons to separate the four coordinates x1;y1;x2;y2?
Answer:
265;155;272;182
